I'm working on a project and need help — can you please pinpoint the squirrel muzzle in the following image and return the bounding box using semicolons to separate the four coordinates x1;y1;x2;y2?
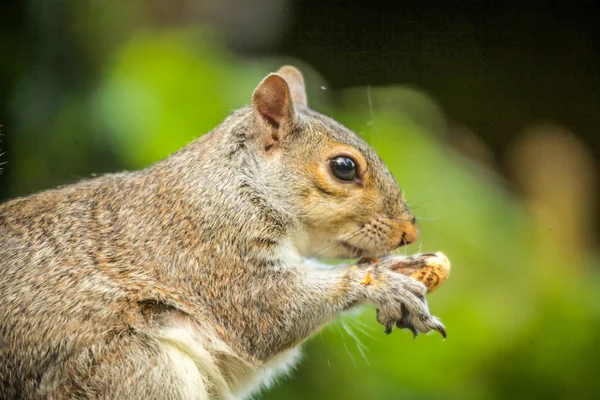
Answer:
397;218;419;247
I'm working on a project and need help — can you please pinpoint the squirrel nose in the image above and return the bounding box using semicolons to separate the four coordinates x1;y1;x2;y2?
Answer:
398;217;419;247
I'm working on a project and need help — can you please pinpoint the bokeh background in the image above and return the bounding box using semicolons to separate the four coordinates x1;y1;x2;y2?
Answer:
2;1;600;399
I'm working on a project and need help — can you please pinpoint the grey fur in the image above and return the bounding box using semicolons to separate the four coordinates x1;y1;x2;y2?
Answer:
0;67;443;399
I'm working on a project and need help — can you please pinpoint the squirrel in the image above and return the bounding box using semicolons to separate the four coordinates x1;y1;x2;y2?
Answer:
0;66;445;399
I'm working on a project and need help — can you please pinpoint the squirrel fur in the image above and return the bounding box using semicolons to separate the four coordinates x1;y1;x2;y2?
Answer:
0;66;444;399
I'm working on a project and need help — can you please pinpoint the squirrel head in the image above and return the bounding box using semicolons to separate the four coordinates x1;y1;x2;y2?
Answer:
247;66;418;260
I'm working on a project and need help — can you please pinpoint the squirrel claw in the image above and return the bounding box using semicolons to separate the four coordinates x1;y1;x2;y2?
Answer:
395;321;418;338
396;313;419;339
377;308;395;334
431;317;447;339
384;323;394;335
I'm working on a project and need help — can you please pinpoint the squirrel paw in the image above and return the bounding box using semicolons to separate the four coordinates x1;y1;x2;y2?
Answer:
396;308;446;339
377;305;446;339
373;274;446;338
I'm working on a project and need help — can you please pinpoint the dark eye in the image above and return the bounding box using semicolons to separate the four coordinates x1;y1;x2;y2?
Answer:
329;156;357;182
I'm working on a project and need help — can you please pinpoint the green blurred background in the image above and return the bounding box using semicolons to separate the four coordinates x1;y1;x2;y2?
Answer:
2;1;600;399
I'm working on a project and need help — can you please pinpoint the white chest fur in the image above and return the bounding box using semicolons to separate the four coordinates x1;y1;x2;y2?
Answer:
158;321;302;400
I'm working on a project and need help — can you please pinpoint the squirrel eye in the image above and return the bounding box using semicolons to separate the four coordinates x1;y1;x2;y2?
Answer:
329;156;357;182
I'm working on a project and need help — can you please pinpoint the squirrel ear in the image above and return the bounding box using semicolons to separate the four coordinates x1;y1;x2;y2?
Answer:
276;65;307;107
252;73;295;130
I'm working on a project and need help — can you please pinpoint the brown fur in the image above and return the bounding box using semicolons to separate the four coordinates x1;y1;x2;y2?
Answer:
0;66;444;399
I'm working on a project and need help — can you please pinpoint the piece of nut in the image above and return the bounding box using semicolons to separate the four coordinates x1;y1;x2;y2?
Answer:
390;252;451;293
359;273;372;285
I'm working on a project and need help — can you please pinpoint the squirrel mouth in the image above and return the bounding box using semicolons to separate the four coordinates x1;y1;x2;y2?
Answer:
340;242;366;258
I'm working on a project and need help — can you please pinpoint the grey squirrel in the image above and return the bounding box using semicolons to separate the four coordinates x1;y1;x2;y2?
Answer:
0;66;445;399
